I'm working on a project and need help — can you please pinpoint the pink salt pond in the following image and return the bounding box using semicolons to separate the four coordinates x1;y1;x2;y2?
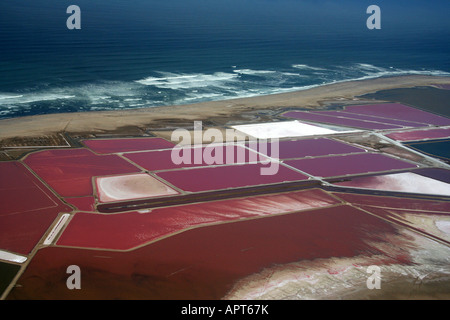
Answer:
155;162;309;193
248;137;365;160
283;111;402;130
24;149;140;197
124;145;266;171
284;153;416;178
283;103;450;130
95;173;179;203
83;138;175;154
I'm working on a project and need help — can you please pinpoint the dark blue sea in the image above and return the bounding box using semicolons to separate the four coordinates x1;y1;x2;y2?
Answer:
0;0;449;119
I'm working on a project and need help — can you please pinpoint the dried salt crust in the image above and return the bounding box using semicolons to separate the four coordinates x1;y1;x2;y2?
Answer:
96;173;179;203
231;120;358;139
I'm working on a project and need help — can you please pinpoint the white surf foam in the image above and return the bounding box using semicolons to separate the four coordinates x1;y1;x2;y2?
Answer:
347;63;450;79
1;63;449;119
0;93;75;105
136;72;239;89
292;64;326;71
233;69;305;77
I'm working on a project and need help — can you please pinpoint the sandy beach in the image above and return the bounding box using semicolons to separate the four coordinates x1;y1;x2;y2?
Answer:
1;75;450;140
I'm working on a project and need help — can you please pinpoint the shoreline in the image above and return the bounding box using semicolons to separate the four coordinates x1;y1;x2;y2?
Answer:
1;75;450;139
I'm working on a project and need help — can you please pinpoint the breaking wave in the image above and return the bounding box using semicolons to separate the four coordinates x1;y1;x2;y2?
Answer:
136;72;238;90
1;63;449;118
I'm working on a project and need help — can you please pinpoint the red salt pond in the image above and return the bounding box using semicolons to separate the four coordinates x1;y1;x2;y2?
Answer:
247;137;365;159
124;145;266;171
386;128;450;142
283;111;401;130
0;211;60;255
24;149;141;197
284;153;417;178
83;137;175;154
0;162;71;254
57;189;340;250
155;162;308;192
12;204;417;299
0;162;58;215
344;103;450;126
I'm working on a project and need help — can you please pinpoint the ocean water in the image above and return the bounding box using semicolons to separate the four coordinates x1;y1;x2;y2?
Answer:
0;0;449;119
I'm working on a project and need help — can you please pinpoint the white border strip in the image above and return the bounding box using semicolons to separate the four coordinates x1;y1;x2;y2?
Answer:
0;250;27;263
43;213;71;245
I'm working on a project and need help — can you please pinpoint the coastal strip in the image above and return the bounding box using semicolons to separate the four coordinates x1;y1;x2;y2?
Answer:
1;75;449;139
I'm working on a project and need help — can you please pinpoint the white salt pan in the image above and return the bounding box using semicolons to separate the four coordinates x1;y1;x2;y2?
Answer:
232;120;357;139
96;173;179;203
